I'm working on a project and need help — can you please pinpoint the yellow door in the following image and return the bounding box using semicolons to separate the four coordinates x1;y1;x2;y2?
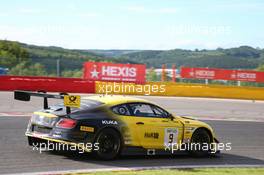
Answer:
136;117;183;149
111;102;183;149
119;115;143;147
127;103;183;149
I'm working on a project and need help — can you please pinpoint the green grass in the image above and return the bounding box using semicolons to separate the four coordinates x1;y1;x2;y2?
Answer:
71;168;264;175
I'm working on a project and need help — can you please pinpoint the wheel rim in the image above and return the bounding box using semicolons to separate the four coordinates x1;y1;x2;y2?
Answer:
193;133;209;143
97;133;120;156
192;131;210;152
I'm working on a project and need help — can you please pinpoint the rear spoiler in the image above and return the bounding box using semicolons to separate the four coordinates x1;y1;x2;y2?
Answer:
14;90;72;114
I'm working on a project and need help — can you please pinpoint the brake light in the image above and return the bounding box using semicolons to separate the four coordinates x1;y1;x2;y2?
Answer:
56;118;76;129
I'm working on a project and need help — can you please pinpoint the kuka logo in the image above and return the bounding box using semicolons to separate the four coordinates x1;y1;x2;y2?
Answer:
102;120;118;125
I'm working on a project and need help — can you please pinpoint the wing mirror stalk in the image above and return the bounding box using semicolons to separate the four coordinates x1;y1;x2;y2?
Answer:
169;113;174;121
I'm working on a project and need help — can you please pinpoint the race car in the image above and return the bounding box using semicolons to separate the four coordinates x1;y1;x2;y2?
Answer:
14;90;219;160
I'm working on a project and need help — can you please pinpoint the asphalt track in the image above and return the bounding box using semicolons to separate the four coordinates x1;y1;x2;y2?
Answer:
0;92;264;174
1;92;264;121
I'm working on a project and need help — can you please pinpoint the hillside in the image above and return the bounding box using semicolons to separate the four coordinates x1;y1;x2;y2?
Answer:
20;43;107;73
21;43;140;73
119;47;264;69
1;40;264;77
0;40;140;76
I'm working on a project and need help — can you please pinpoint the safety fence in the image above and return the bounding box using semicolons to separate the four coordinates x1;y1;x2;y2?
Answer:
96;81;264;100
1;76;264;100
0;76;95;93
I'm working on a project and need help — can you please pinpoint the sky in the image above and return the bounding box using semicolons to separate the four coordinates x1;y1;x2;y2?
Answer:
0;0;264;50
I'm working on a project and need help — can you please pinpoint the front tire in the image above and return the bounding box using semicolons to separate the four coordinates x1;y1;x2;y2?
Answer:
94;128;121;160
189;128;211;157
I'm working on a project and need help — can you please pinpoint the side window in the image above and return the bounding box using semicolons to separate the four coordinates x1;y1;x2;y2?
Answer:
152;105;169;118
129;103;156;117
111;104;131;116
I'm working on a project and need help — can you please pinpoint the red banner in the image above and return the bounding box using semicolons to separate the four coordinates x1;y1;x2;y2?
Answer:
83;62;146;83
181;67;264;83
0;76;95;93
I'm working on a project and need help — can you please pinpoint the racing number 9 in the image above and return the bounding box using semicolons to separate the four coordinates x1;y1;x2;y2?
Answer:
168;133;174;143
164;128;178;146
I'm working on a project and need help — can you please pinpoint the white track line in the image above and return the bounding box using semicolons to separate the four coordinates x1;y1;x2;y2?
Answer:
5;164;264;175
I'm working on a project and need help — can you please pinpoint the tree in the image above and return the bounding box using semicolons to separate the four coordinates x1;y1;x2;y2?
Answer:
146;68;159;81
61;69;83;78
9;62;47;76
0;40;29;68
224;46;261;58
257;64;264;72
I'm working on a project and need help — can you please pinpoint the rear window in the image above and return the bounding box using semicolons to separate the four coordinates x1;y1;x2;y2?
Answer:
78;99;104;110
51;99;104;112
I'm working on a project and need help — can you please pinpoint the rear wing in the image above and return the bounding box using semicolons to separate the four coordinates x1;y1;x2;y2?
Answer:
14;90;80;114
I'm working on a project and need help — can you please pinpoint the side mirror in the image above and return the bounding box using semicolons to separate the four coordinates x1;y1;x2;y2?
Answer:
168;113;174;121
14;91;30;101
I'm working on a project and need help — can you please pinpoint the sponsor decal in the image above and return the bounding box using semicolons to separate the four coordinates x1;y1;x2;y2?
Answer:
83;62;146;83
80;126;94;132
181;67;264;83
102;120;118;125
144;132;159;139
64;95;81;108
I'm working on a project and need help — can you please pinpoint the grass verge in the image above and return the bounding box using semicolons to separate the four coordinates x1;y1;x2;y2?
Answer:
69;167;264;175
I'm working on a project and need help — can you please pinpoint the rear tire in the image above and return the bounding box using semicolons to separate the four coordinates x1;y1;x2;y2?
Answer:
189;128;211;157
94;128;121;160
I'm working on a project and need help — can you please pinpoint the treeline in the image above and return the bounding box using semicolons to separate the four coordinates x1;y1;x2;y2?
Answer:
21;43;136;75
0;40;48;76
1;40;264;79
22;43;104;74
120;46;264;69
0;40;120;77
